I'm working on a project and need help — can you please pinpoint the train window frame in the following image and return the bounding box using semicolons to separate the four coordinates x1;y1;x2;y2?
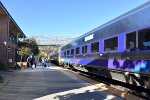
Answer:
67;50;70;56
91;41;99;53
85;45;88;53
76;47;80;54
125;31;137;50
82;46;85;54
138;27;150;49
82;45;88;54
104;36;118;52
71;49;74;55
64;51;66;56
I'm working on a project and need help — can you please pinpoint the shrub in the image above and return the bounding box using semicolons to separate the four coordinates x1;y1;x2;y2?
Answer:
15;64;21;70
0;76;4;83
0;61;10;71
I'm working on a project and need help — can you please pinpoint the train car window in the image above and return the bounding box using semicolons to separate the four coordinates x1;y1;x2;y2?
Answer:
91;42;99;53
71;49;74;55
82;45;88;54
82;46;85;54
85;45;87;53
67;50;70;55
64;51;66;56
76;47;80;54
104;37;118;51
138;28;150;49
126;32;136;50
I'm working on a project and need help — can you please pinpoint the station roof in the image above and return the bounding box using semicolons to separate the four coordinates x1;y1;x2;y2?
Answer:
0;1;26;38
32;35;74;46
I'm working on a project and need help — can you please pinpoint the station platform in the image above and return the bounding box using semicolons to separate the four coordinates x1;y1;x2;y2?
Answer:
0;64;123;100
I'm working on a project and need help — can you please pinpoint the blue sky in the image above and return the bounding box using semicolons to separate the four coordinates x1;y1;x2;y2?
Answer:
1;0;149;37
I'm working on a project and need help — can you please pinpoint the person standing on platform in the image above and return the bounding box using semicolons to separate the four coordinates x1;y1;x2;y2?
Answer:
30;55;36;69
34;56;37;68
27;56;30;68
41;57;45;67
39;57;42;66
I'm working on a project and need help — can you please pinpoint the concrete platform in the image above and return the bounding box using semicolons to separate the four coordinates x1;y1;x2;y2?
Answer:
0;64;123;100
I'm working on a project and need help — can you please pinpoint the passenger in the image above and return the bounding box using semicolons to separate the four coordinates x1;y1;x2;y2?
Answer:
39;57;42;66
129;42;135;50
30;55;36;69
34;57;37;68
41;57;45;67
27;56;30;68
47;59;50;67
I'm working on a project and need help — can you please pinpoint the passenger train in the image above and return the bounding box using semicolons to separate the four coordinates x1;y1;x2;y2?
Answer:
51;1;150;91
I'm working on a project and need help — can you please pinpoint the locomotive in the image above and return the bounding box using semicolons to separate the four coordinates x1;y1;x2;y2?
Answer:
52;1;150;90
50;52;59;65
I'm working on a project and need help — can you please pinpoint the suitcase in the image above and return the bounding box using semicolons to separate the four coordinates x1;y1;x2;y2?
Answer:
32;64;35;69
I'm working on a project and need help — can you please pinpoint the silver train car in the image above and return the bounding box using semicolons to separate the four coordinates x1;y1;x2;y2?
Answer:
57;2;150;91
49;52;60;65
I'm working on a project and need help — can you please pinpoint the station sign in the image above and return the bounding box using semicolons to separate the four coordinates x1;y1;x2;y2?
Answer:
84;34;94;41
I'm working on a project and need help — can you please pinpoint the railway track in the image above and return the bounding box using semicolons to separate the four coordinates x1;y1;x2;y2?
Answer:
66;68;150;100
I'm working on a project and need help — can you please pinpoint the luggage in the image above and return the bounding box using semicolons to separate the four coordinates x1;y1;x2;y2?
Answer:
32;64;35;69
44;64;47;67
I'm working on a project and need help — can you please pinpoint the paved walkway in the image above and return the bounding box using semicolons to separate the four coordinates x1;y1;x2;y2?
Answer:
0;64;123;100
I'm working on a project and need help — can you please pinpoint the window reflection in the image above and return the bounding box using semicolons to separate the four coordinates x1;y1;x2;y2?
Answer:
126;32;136;50
104;37;118;51
91;42;99;53
138;28;150;49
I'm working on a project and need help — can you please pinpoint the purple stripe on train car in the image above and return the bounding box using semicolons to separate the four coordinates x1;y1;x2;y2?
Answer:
84;59;108;67
69;59;108;67
108;59;150;72
69;59;94;65
67;58;150;73
70;59;81;64
118;33;125;52
64;59;150;72
79;59;94;65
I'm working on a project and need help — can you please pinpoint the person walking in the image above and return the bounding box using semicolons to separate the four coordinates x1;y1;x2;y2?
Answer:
41;57;45;67
34;56;37;68
39;57;42;66
30;55;36;69
27;56;30;68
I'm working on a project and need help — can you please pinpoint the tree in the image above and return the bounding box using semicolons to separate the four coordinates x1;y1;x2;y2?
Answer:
17;46;31;62
28;38;39;56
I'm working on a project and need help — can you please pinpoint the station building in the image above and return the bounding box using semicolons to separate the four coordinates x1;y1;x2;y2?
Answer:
0;2;26;64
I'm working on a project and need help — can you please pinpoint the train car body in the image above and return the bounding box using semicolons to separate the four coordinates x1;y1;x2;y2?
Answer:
50;48;62;65
50;52;59;65
60;1;150;89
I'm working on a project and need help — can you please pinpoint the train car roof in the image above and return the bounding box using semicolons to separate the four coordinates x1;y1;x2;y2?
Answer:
83;1;150;36
62;1;150;49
